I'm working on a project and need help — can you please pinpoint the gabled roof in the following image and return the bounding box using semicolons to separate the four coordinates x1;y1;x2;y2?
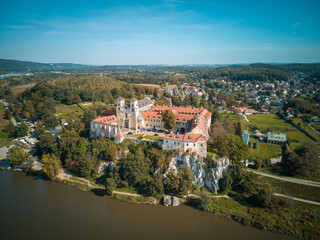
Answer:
138;97;153;109
116;97;124;101
93;115;117;125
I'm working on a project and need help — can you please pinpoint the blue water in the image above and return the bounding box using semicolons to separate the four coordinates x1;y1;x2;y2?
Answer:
0;73;25;79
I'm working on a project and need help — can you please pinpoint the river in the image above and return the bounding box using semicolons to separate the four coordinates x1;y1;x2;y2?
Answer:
0;172;295;240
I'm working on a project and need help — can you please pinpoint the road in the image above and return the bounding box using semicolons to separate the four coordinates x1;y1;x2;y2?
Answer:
274;193;320;206
11;117;17;127
247;169;320;188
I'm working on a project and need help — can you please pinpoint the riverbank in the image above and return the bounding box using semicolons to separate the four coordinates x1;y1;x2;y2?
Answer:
53;169;319;240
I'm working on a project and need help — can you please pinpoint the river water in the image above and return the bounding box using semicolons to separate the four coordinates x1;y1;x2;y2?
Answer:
0;172;295;240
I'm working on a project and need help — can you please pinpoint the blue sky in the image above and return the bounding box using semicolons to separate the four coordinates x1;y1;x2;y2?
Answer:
0;0;319;65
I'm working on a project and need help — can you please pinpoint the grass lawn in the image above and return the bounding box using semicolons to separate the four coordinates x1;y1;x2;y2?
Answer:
0;130;13;148
249;142;282;160
125;134;162;140
247;114;313;141
55;104;84;119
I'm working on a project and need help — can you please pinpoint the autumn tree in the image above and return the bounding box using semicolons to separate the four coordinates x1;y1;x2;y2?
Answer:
7;146;30;167
41;154;62;181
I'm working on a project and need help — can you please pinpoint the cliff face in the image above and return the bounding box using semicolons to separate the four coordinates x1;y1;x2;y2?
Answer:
166;155;230;193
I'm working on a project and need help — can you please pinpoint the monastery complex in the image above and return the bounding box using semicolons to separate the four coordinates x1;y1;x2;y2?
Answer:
90;97;212;157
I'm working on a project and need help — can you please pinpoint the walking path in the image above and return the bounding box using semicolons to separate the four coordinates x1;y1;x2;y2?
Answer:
57;169;104;189
185;193;229;199
247;169;320;188
274;193;320;206
112;191;145;197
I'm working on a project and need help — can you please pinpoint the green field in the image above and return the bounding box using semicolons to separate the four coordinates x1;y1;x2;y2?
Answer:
125;134;162;140
55;104;84;119
249;142;282;160
247;114;313;141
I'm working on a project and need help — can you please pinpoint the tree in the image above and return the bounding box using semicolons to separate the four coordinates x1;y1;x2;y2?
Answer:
161;109;176;131
76;154;93;177
249;183;273;208
82;108;97;130
105;178;117;195
41;154;62;181
4;109;12;119
148;173;164;197
7;146;30;167
36;132;57;157
281;143;320;177
218;172;233;193
12;123;29;138
197;191;212;211
116;149;150;187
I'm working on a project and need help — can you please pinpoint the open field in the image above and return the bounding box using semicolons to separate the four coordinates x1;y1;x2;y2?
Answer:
135;83;161;88
247;114;313;141
55;104;84;119
249;142;282;160
11;83;36;95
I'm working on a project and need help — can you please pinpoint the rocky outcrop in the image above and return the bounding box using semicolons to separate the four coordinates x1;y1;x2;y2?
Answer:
165;155;230;193
162;195;180;206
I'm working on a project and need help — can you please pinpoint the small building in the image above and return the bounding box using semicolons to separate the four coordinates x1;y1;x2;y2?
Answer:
267;132;287;145
114;133;124;143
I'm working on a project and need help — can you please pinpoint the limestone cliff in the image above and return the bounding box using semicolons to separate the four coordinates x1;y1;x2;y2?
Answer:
166;154;230;193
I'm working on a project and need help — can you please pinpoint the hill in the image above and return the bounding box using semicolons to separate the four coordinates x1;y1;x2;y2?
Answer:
0;59;91;72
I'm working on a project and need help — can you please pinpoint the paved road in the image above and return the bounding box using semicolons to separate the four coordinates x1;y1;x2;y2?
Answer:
247;169;320;188
11;117;17;127
274;193;320;206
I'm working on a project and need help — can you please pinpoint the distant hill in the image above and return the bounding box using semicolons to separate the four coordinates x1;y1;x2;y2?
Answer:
0;59;91;72
1;58;319;74
217;63;320;73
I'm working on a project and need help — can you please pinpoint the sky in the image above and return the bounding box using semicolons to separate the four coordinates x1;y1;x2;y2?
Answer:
0;0;319;65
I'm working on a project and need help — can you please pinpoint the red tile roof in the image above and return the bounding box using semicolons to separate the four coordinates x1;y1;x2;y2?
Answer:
114;133;123;138
163;133;207;142
93;115;117;125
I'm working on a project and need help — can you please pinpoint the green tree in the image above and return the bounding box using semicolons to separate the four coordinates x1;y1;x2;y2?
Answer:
82;108;97;130
197;191;212;211
161;109;176;131
7;146;30;167
218;172;233;193
281;143;320;177
106;177;117;195
13;123;29;138
41;154;62;181
148;173;164;197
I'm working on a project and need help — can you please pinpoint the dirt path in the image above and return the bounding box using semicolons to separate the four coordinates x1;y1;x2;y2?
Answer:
57;169;104;189
185;194;229;199
112;191;145;197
